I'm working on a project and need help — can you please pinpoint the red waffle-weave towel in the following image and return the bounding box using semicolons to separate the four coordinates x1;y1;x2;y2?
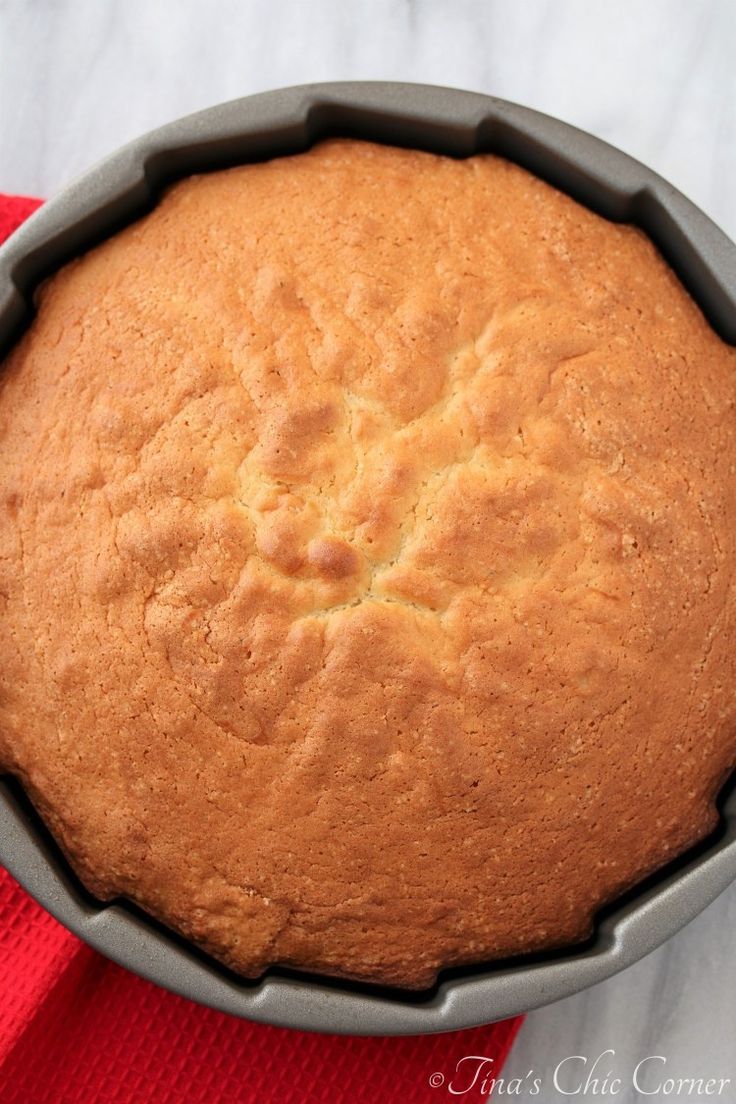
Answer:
0;193;523;1103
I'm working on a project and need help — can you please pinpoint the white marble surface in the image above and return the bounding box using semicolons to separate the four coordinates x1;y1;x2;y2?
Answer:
1;0;734;1097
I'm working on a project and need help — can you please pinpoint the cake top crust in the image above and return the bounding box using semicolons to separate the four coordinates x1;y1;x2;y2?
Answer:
1;139;735;987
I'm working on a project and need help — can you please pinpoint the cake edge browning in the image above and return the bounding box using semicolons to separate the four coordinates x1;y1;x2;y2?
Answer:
6;763;731;990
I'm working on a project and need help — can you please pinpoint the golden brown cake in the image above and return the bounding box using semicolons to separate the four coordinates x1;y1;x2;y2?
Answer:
0;139;735;989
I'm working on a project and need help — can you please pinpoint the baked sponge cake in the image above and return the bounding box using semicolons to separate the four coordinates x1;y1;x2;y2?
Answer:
0;139;735;989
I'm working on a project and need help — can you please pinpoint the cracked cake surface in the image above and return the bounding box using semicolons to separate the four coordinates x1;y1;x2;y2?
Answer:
0;138;735;988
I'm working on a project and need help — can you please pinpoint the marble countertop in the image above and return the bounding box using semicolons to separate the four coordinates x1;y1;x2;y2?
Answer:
1;0;734;1097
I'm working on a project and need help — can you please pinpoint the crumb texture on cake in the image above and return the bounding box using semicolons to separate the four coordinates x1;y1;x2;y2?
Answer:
1;139;735;988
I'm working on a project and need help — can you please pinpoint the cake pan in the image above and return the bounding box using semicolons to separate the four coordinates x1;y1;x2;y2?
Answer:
1;82;735;1036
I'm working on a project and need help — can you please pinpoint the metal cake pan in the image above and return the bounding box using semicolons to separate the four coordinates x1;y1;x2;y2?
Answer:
0;82;735;1036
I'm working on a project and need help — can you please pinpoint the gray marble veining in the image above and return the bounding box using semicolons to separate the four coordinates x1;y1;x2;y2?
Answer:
1;0;734;1097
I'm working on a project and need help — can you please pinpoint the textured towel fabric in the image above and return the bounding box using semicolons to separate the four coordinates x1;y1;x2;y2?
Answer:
0;193;42;241
0;192;524;1103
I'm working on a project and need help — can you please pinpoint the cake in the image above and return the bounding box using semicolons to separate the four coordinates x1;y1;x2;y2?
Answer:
0;139;734;990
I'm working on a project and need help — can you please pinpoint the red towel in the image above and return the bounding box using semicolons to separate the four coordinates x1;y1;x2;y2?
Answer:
0;192;523;1103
